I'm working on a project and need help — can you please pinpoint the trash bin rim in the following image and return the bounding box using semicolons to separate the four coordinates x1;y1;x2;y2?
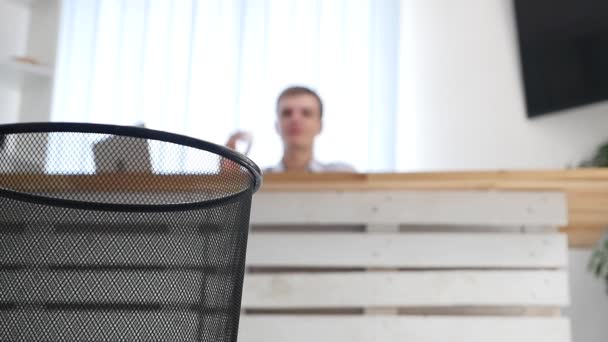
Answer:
0;122;262;213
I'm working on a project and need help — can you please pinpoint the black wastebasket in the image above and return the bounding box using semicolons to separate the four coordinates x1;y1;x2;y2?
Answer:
0;122;261;341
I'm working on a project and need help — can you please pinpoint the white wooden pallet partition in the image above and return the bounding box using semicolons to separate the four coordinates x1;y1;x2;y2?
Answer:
246;233;567;268
239;316;571;342
250;191;568;226
243;271;568;308
240;190;571;342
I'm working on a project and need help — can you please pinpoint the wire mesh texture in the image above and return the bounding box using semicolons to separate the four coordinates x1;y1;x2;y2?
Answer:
0;122;262;342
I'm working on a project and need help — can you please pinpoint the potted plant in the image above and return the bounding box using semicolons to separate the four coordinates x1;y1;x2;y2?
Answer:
581;143;608;289
588;233;608;292
580;141;608;167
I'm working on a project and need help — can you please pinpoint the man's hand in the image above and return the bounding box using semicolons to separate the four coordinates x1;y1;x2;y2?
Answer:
226;131;253;155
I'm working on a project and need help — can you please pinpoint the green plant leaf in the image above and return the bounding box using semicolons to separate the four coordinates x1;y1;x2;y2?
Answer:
589;248;608;278
587;229;608;281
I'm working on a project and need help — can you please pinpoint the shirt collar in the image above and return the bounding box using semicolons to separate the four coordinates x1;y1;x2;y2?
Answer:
271;159;323;173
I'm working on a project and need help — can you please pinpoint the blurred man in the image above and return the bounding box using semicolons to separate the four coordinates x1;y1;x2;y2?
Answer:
226;86;354;173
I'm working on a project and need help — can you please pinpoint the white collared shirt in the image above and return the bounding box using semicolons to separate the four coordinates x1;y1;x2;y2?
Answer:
264;160;356;173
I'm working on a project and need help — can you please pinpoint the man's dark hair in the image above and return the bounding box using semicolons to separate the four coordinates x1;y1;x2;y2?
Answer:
276;86;323;118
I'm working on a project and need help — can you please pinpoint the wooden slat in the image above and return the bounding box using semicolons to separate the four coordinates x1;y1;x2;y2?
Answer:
251;191;567;226
238;316;571;342
246;233;568;268
262;169;608;187
241;271;569;308
363;224;400;316
561;223;605;247
3;169;608;192
242;306;564;317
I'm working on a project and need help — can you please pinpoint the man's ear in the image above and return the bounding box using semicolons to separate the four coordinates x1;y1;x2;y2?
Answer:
318;119;323;135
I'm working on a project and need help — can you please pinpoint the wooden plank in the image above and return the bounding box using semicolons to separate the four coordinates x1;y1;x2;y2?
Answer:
246;233;568;268
238;316;571;342
396;306;562;316
241;271;569;308
561;224;605;248
365;224;400;232
242;306;562;316
262;169;608;187
3;169;607;192
363;225;400;315
260;170;608;193
251;191;567;226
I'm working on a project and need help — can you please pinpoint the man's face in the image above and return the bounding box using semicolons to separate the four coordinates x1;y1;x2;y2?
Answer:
277;94;322;148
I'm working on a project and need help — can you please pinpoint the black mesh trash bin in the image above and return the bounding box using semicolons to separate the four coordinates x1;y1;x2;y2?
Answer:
0;123;262;342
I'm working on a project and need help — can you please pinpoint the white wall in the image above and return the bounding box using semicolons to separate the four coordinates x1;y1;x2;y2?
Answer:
0;1;30;124
565;249;608;342
19;0;60;123
0;0;58;125
398;0;608;171
397;1;608;341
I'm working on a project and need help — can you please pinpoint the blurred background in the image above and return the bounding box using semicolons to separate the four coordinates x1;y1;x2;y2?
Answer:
3;0;608;172
1;0;608;341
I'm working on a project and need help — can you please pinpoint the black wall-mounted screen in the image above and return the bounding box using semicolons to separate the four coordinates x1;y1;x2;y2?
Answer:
514;0;608;117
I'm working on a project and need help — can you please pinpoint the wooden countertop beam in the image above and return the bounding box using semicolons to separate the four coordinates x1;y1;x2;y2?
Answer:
0;169;605;247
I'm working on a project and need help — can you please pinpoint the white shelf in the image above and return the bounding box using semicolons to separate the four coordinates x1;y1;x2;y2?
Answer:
0;60;54;85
